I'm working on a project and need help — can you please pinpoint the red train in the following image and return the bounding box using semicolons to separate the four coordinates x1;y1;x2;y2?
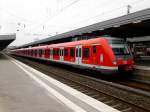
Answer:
11;37;134;75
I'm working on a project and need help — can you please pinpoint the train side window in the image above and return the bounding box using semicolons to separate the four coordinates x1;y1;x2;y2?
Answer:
83;48;89;58
45;49;47;55
70;48;75;57
51;49;53;55
60;49;64;56
61;49;64;56
44;50;46;55
59;49;62;56
39;49;42;56
45;49;48;55
55;49;56;55
47;49;49;55
64;49;68;56
79;48;81;57
50;49;51;55
31;50;33;56
53;49;56;55
55;49;57;55
93;46;96;54
46;49;48;55
42;50;45;55
36;50;38;55
76;48;78;57
35;50;37;56
57;49;59;56
53;49;55;55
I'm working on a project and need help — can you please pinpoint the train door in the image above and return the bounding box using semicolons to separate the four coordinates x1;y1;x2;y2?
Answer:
75;45;82;64
45;48;50;59
91;45;101;65
60;47;64;61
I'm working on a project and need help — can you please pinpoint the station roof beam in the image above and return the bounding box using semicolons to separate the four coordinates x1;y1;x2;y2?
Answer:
0;34;16;51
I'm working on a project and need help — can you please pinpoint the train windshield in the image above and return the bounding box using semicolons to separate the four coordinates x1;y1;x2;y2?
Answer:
108;38;132;56
112;47;130;55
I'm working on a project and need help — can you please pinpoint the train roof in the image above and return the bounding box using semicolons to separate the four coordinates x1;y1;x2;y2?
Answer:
35;37;107;49
13;36;126;51
16;37;107;50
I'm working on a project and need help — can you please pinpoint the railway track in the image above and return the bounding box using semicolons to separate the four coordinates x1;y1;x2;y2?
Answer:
111;79;150;92
11;55;150;112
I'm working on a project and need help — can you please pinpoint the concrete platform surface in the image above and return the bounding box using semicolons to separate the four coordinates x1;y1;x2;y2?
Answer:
0;53;120;112
134;65;150;71
0;53;73;112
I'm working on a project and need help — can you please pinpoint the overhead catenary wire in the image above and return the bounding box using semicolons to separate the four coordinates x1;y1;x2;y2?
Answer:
28;0;119;32
29;0;148;35
0;8;36;24
25;0;82;33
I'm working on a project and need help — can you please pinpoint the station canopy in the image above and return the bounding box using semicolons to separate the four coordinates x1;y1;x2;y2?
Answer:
19;8;150;48
0;34;16;51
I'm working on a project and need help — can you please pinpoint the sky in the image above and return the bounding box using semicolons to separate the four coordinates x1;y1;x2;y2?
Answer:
0;0;150;46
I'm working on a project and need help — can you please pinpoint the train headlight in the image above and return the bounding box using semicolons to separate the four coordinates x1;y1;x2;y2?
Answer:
112;60;117;65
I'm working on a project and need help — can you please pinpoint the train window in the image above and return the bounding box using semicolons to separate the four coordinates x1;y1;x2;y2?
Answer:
51;49;53;55
33;50;34;55
93;46;96;53
70;48;75;57
53;50;54;55
35;50;37;56
54;49;56;55
53;49;56;55
83;48;89;58
60;49;64;56
47;50;49;55
45;49;47;55
76;48;78;57
59;49;62;56
53;49;59;56
112;47;130;55
39;49;42;56
79;48;81;57
61;49;64;56
48;49;50;55
42;49;45;54
31;50;33;56
50;49;51;55
57;49;59;56
44;50;46;55
27;50;29;55
64;49;68;56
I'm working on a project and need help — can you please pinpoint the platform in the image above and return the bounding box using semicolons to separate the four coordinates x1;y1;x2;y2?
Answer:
0;53;119;112
134;58;150;77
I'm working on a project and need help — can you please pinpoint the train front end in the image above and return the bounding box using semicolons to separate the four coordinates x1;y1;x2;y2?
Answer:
108;38;134;74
